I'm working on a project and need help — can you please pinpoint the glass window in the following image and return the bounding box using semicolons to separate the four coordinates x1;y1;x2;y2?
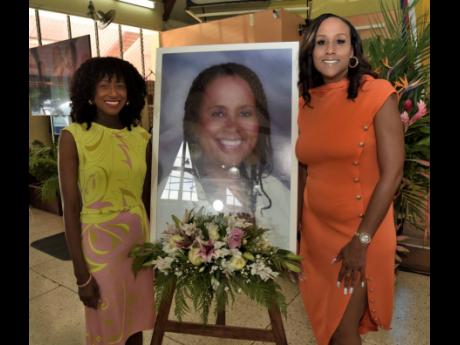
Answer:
69;15;98;57
142;29;160;81
226;189;242;207
38;10;69;45
121;25;143;76
98;23;121;57
29;9;39;48
160;142;199;201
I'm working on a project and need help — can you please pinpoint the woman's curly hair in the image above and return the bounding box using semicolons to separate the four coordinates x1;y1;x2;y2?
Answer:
70;57;146;130
298;13;378;106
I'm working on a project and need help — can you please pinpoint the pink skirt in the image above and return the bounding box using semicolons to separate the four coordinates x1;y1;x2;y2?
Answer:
81;209;155;345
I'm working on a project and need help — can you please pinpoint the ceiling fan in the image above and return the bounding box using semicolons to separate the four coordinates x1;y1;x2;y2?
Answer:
87;1;116;29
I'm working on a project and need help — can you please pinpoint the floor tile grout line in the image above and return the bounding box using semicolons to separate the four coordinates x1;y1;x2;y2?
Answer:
29;285;62;301
29;267;79;294
286;291;301;305
29;256;58;269
164;334;187;345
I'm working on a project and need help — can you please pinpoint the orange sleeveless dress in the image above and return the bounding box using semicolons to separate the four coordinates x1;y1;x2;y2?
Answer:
295;75;397;345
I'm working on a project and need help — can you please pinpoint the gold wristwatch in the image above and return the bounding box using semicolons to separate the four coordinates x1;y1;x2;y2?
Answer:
355;232;372;246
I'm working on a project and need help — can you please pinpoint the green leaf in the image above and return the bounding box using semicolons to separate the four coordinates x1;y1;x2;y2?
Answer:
282;261;301;273
171;214;182;228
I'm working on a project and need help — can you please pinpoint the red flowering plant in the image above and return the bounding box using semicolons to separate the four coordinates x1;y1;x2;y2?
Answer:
364;0;430;265
130;208;302;323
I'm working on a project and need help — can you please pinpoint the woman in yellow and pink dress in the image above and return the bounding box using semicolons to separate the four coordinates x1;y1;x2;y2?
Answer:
58;57;154;345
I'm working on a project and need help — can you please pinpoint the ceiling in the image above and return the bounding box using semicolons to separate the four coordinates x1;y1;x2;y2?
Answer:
164;0;311;27
162;0;396;30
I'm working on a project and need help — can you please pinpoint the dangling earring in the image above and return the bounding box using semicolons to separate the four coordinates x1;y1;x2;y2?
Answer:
126;101;130;106
349;56;359;68
88;100;93;105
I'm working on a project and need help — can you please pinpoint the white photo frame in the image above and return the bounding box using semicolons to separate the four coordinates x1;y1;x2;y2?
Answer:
150;42;299;252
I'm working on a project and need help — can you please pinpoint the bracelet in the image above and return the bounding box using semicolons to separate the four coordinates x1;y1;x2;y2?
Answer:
77;274;92;288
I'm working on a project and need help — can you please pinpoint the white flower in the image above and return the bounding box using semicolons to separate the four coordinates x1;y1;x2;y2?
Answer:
230;249;243;257
214;241;225;249
162;241;179;255
220;259;232;274
215;249;230;259
214;241;231;258
249;260;279;281
225;216;247;232
255;234;271;250
181;223;197;237
224;286;229;292
153;256;175;273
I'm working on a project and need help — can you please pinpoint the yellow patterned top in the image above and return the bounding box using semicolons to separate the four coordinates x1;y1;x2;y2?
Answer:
63;122;151;225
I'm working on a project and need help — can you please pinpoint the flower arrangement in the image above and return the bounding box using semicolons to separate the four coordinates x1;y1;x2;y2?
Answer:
130;209;302;323
365;0;430;254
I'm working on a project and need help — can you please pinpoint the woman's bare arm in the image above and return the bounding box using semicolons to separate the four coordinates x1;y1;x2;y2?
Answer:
58;130;100;308
142;138;152;221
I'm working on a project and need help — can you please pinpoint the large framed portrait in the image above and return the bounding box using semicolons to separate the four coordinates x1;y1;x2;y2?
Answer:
151;42;299;252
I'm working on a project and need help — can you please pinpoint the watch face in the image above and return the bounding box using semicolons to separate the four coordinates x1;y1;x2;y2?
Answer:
359;233;371;244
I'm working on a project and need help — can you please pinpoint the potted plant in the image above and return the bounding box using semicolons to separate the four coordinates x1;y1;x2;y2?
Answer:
364;0;430;274
29;140;62;215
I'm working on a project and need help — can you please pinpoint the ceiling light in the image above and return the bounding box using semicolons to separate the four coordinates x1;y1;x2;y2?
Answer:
118;0;155;9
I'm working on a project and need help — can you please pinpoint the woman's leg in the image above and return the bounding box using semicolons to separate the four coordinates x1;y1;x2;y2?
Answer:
126;331;143;345
329;283;368;345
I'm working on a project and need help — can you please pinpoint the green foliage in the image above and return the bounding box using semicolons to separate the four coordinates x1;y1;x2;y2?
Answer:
29;140;60;202
130;242;163;275
152;272;176;313
364;0;430;240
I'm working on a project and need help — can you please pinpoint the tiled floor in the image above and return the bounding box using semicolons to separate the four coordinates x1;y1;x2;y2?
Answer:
29;208;430;345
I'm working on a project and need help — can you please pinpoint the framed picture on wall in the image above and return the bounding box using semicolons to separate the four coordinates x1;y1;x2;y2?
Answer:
151;42;299;252
29;35;92;117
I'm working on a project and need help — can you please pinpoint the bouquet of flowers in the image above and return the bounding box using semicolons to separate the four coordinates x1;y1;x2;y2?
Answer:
130;208;302;323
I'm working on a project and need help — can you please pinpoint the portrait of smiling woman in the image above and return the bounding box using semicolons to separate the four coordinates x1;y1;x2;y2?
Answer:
183;63;272;215
152;45;298;251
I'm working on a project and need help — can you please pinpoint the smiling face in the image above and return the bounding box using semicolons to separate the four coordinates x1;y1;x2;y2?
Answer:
313;17;354;84
93;75;127;117
196;75;260;167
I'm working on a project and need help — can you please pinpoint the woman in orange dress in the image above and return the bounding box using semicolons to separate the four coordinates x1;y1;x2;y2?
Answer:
295;14;405;345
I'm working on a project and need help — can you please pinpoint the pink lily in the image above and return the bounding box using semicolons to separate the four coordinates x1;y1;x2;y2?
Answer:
198;240;216;263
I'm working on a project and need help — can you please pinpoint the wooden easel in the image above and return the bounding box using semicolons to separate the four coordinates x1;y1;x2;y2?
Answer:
150;282;288;345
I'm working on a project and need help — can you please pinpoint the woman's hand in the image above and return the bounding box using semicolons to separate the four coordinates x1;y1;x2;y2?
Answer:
78;277;101;309
334;237;368;294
